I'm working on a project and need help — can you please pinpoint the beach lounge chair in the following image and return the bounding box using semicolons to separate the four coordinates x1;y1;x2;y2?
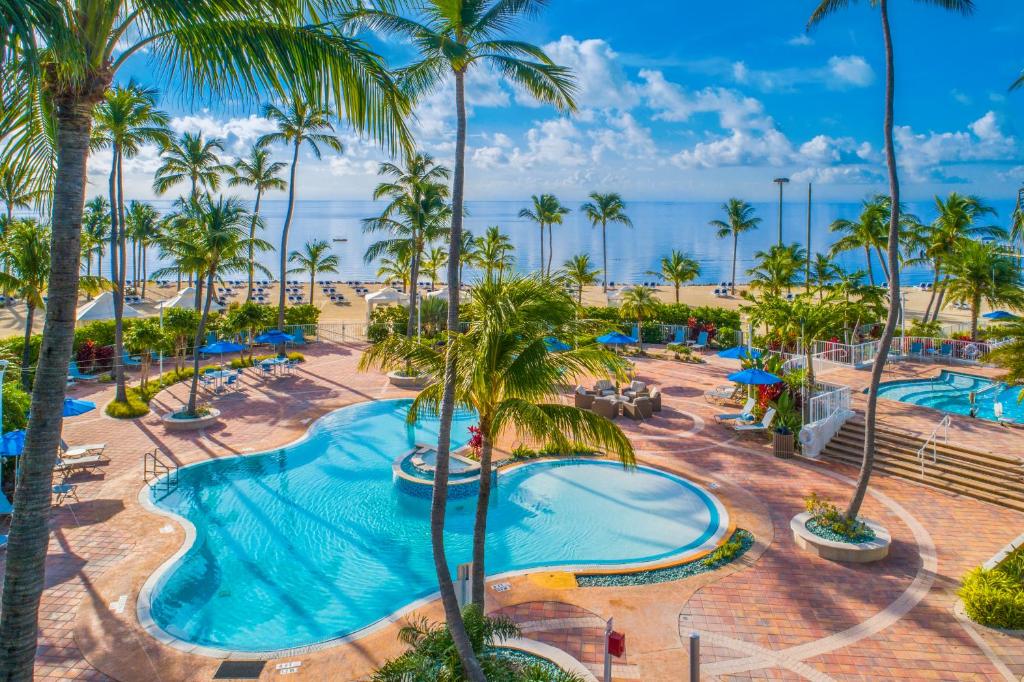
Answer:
290;327;307;346
60;440;105;458
672;329;686;345
704;384;737;403
593;379;617;397
54;454;107;477
688;330;709;352
592;397;618;420
623;380;648;400
734;408;776;433
122;352;142;369
909;342;925;359
715;398;757;423
52;483;79;505
624;396;653;420
68;361;98;382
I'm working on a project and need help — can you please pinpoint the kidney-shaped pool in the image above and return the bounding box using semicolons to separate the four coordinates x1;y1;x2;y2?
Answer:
141;399;728;654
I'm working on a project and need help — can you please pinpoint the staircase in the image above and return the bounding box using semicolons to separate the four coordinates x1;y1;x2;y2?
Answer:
819;419;1024;512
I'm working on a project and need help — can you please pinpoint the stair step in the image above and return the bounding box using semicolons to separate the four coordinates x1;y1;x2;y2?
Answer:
841;419;1022;467
828;435;1024;484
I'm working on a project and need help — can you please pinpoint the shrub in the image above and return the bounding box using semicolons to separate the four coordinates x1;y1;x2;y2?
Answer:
2;382;30;431
960;545;1024;629
804;493;875;542
510;445;539;460
105;393;149;419
708;536;744;563
908;318;944;338
285;304;321;326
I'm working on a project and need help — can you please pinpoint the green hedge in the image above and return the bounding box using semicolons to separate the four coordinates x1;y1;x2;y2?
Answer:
581;303;740;329
960;545;1024;629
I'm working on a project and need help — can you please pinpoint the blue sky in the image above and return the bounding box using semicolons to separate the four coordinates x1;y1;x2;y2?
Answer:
108;0;1024;203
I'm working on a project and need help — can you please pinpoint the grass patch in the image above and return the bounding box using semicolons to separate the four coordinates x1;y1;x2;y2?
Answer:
960;545;1024;629
104;366;196;419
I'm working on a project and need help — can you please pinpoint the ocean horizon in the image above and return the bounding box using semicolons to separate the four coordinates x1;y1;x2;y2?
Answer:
92;198;1021;287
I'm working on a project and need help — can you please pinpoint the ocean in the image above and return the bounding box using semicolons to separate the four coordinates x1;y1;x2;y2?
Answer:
113;199;1022;286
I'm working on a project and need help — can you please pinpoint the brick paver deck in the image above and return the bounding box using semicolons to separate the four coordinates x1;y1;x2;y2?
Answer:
0;344;1020;681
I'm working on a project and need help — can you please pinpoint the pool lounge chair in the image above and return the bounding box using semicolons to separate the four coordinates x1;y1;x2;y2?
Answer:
714;398;757;423
672;329;686;345
68;361;98;382
60;440;106;459
688;330;709;352
734;408;776;433
648;386;663;412
704;384;738;403
122;352;142;369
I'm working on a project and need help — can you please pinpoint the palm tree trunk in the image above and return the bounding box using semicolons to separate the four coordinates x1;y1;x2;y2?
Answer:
434;67;485;682
931;277;949;323
19;305;34;392
187;268;217;415
141;244;147;299
278;141;301;351
0;98;95;680
847;0;900;522
731;231;738;295
107;147;126;403
971;293;981;340
113;152;128;403
675;284;680;304
875;245;890;282
601;220;608;292
309;269;316;306
407;238;420;339
539;224;544;277
863;245;875;287
547;223;553;276
923;261;941;319
247;189;262;302
470;425;493;609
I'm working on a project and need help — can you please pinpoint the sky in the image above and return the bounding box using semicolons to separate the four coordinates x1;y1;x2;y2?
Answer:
103;0;1024;205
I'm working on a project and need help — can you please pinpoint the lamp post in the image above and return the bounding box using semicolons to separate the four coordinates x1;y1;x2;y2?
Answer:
773;177;790;245
805;182;812;292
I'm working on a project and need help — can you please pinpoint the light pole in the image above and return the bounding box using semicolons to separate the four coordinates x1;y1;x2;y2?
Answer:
805;182;812;292
773;177;790;245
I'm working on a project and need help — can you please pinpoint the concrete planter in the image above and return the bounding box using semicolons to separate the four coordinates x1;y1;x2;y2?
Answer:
162;408;221;432
387;371;427;390
790;512;890;563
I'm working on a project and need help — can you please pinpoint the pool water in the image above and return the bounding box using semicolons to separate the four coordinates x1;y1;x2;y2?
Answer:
876;370;1023;423
146;399;726;653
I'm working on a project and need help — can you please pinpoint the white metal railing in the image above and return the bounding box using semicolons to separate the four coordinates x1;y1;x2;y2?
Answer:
890;336;992;364
807;382;852;424
810;339;881;367
916;415;951;477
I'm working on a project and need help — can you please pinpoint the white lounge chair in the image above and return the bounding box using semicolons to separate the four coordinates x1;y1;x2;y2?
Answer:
60;441;105;459
734;408;776;432
714;398;756;423
54;454;108;476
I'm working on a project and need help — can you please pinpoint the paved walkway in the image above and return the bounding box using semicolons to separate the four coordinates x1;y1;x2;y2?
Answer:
0;346;1021;680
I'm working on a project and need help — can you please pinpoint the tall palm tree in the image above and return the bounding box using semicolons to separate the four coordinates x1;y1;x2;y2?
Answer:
362;276;632;611
421;246;448;288
519;193;569;276
0;161;43;222
348;4;575;673
472;226;515;283
364;154;451;337
618;286;661;353
747;243;807;297
289;239;339;305
376;250;414;292
154;131;231;200
710;198;760;294
562;253;600;305
828;197;889;287
649;250;700;303
581;192;631;292
810;253;844;298
943;240;1024;339
82;197;110;280
229;146;287;301
124;201;160;298
809;0;975;523
258;98;343;337
458;229;476;282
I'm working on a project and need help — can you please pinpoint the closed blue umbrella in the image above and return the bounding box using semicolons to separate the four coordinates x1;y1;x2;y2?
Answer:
727;368;783;385
544;337;571;352
717;346;762;360
254;329;295;344
596;331;637;345
0;430;25;456
983;310;1018;320
198;340;246;354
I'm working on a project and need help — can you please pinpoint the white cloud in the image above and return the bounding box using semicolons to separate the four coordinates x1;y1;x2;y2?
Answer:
536;36;639;110
170;113;278;152
895;111;1018;181
640;70;773;130
507;118;587;169
827;56;874;88
727;55;873;92
672;129;794;169
788;35;814;47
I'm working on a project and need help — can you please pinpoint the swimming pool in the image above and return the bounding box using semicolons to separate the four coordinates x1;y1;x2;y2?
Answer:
875;370;1022;423
141;399;728;654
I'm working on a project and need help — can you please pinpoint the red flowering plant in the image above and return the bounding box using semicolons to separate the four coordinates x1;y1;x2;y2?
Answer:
76;340;98;372
467;425;483;459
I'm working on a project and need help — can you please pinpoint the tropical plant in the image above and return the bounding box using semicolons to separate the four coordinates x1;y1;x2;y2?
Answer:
224;301;274;359
361;276;631;625
828;197;890;287
581;192;631;291
377;250;413;291
124;201;161;298
518;193;568;276
618;286;661;353
259;98;343;337
808;0;975;523
809;253;843;293
373;604;586;682
942;240;1024;339
228;146;287;300
347;3;576;673
710;198;760;294
154;131;230;199
162;307;201;373
123;318;166;391
289;239;339;305
472;226;514;284
421;246;448;288
649;250;700;303
0;160;43;221
562;253;600;304
747;243;807;296
364;153;451;338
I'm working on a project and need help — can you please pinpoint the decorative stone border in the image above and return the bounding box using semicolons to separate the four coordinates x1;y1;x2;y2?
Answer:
790;512;891;563
501;637;598;682
387;371;426;389
160;408;221;432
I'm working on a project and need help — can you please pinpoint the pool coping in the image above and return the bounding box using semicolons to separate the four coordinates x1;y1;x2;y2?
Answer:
134;401;733;661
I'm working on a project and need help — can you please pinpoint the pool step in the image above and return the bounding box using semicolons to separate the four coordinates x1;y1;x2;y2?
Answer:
820;420;1024;513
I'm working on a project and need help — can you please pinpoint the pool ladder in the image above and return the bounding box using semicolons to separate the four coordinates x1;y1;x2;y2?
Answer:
144;448;179;493
916;415;951;478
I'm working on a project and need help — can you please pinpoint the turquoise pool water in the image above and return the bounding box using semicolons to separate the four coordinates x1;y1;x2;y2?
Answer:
876;370;1023;423
146;399;726;653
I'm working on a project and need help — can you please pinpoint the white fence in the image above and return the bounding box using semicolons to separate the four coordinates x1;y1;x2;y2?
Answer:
800;381;854;458
888;336;992;363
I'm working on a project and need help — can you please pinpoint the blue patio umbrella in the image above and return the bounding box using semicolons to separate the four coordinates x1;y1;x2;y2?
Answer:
717;346;762;360
596;331;637;345
198;340;246;354
0;430;25;457
62;398;96;417
983;310;1018;320
727;368;783;385
544;337;571;352
254;329;295;345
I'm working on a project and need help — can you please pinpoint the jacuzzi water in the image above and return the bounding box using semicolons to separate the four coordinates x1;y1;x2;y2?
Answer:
145;399;727;652
875;370;1023;423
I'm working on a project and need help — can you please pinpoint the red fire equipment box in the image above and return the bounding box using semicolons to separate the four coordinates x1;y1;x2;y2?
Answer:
608;631;626;658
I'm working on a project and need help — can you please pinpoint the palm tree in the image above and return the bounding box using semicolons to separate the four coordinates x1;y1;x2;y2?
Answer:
828;197;889;287
809;0;975;523
154;131;231;199
472;226;515;283
364;154;451;337
229;146;288;301
458;229;476;282
649;250;700;303
618;286;661;353
123;318;166;391
562;253;600;304
376;250;413;292
747;243;807;296
710;198;760;294
581;193;631;292
810;253;843;293
422;246;448;288
289;239;339;305
361;276;632;613
82;197;110;279
258;98;343;337
943;240;1024;339
0;160;43;222
124;201;161;298
519;194;569;276
348;4;575;673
